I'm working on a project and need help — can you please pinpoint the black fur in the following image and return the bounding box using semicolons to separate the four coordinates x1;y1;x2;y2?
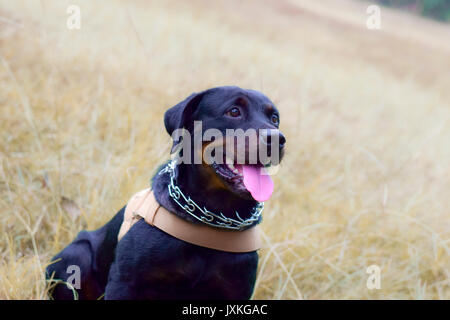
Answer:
45;86;285;300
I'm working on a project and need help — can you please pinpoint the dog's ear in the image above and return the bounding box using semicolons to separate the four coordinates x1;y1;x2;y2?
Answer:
164;91;206;154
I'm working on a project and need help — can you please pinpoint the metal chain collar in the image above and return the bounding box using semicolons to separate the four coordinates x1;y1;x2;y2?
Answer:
158;160;264;230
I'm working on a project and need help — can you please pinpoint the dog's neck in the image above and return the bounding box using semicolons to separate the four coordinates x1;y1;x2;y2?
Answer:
151;161;261;229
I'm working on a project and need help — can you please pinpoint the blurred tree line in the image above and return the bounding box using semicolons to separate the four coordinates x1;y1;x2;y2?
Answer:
372;0;450;22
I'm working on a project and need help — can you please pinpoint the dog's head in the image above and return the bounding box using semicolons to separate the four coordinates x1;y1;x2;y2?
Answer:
164;86;286;202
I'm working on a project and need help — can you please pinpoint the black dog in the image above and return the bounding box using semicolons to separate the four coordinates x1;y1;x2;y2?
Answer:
46;86;286;299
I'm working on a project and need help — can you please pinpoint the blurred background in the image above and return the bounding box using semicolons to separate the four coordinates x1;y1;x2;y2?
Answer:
374;0;450;21
0;0;449;299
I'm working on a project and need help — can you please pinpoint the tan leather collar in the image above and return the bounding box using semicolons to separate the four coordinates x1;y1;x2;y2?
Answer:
118;188;261;253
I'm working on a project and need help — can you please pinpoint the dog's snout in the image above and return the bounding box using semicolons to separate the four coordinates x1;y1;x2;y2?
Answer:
259;130;286;149
278;132;286;148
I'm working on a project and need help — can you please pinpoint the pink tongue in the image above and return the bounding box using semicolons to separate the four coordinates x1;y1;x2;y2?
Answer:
238;165;274;202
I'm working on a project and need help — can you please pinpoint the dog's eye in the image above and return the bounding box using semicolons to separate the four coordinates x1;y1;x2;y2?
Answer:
271;114;279;125
226;107;241;118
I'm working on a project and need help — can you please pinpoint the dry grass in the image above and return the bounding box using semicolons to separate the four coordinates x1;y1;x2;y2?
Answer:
1;0;449;300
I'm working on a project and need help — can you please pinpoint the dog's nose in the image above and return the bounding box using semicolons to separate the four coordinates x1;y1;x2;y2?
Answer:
259;130;286;149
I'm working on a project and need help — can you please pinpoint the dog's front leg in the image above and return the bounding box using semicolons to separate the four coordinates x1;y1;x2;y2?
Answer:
104;260;138;300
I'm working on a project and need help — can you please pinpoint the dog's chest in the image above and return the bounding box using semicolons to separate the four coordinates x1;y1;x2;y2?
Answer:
115;220;259;299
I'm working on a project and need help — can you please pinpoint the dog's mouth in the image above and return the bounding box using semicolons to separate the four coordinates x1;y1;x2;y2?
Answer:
211;161;274;202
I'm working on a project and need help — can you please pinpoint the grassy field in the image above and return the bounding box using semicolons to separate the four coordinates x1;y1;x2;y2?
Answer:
0;0;449;299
